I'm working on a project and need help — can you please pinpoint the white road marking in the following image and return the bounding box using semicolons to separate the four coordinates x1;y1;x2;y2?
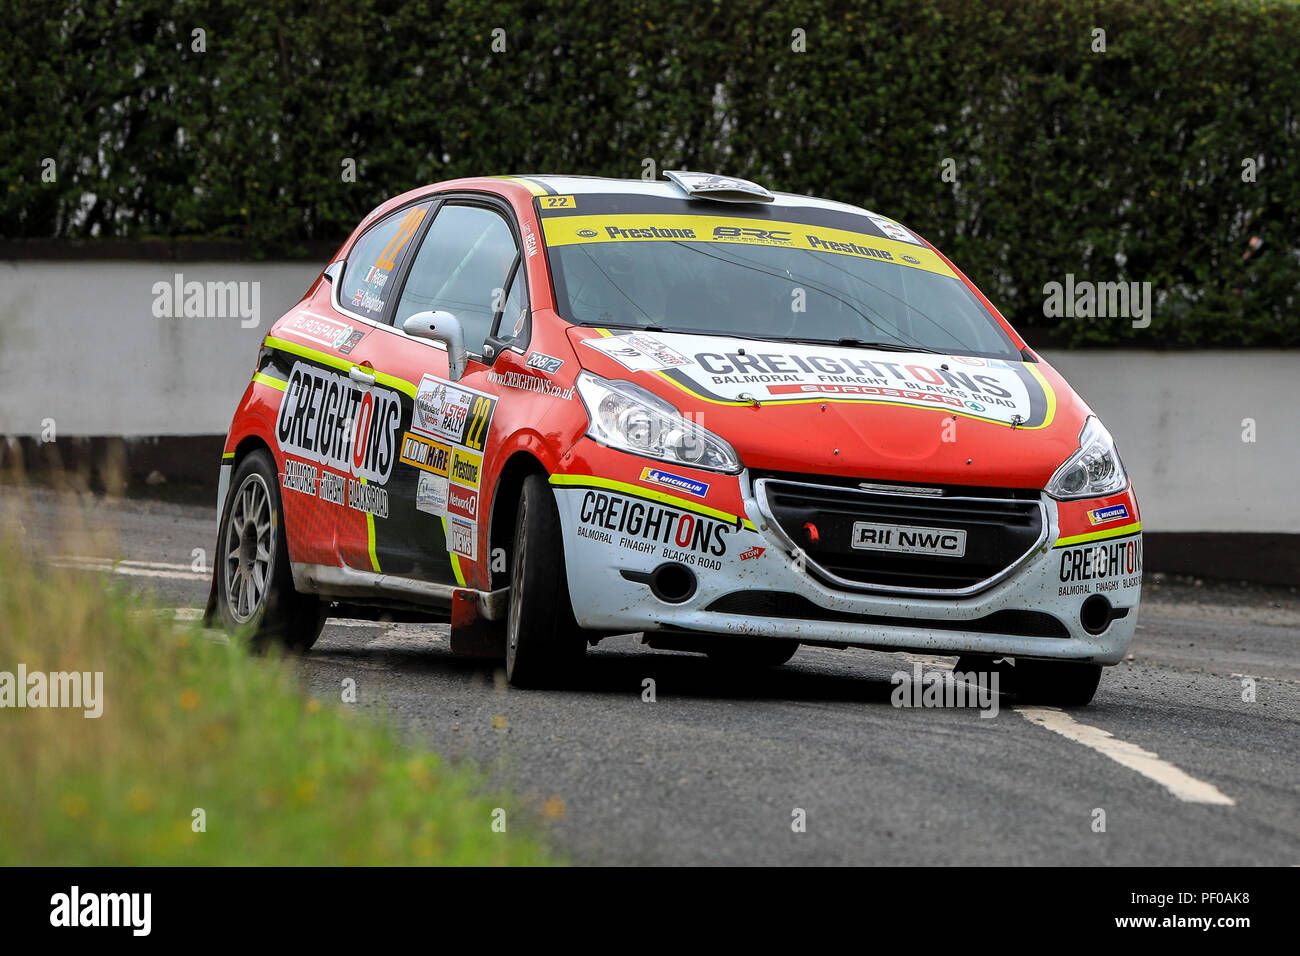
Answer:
1016;706;1235;806
51;556;209;581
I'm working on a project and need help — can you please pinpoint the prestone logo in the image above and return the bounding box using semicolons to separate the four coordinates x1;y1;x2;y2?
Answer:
891;662;1000;718
50;886;151;936
0;665;103;718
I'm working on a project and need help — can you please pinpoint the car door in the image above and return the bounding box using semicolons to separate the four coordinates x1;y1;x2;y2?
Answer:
339;198;526;589
270;199;432;574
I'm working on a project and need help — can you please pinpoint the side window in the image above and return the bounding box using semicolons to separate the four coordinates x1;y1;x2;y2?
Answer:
496;265;528;345
340;203;431;321
392;204;519;353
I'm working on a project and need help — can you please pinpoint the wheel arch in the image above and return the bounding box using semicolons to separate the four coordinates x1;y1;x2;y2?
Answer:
488;450;550;590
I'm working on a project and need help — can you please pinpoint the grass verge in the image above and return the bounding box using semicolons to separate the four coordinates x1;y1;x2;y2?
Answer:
0;523;557;865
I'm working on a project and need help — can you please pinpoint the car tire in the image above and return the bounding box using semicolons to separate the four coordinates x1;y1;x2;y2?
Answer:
707;638;799;668
215;449;325;653
1012;658;1103;706
505;474;585;688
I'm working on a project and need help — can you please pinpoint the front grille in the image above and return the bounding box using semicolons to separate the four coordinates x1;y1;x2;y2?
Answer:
706;591;1070;638
754;475;1046;595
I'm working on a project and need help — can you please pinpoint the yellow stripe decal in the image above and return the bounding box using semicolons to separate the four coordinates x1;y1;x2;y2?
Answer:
1024;362;1057;430
357;477;381;572
499;176;549;197
264;336;416;397
1054;522;1142;548
440;518;468;586
252;372;287;392
550;473;756;530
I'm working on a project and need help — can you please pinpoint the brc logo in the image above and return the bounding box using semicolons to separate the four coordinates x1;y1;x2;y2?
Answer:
712;225;792;243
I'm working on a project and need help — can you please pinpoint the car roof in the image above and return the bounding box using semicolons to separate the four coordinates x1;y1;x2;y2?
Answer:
498;174;890;221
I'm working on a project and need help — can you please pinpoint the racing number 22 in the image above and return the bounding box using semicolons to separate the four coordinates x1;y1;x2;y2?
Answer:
463;396;494;451
375;207;428;271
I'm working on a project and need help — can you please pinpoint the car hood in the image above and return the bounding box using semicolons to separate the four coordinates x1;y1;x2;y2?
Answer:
567;328;1090;489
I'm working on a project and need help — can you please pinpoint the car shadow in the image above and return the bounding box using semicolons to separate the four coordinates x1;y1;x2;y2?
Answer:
308;638;912;706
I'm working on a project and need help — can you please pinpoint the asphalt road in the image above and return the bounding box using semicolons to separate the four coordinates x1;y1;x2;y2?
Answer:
8;487;1299;865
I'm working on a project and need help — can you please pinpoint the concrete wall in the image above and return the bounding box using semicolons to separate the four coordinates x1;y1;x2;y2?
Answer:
1044;351;1299;535
0;260;319;437
1;259;1296;536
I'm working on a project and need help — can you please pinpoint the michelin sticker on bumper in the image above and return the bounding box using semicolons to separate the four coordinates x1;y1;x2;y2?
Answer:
639;467;709;497
1087;503;1130;525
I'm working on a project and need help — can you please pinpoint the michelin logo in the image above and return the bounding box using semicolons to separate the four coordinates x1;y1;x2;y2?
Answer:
1087;504;1130;525
639;467;709;498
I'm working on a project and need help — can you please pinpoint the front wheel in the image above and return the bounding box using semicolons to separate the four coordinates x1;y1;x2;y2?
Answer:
215;449;325;652
505;474;585;688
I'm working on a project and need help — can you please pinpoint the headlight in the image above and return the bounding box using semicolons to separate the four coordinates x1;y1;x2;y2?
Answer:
575;372;742;473
1046;416;1129;499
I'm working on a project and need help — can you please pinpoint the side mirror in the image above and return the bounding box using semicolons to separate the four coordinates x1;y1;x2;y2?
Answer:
403;310;467;381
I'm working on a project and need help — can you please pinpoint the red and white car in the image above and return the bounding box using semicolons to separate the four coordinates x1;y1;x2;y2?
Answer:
206;171;1141;704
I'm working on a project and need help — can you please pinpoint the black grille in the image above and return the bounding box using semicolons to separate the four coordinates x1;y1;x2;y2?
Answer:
706;591;1069;638
756;476;1044;593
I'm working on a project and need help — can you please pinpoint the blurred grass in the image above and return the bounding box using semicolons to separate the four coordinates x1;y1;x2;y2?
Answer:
0;487;557;865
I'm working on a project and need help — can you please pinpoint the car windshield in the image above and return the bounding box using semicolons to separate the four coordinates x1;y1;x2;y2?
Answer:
543;208;1020;359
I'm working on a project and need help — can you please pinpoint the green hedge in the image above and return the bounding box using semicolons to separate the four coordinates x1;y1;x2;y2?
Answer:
3;0;1297;346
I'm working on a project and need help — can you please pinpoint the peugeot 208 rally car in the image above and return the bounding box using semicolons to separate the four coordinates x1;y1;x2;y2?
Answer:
207;171;1141;704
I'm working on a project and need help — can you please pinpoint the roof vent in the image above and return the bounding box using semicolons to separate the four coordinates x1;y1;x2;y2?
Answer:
664;170;774;203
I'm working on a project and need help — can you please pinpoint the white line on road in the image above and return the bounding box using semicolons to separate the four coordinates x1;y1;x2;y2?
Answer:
51;556;210;581
1016;706;1235;806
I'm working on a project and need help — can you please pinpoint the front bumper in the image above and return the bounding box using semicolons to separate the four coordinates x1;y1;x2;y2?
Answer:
552;471;1142;665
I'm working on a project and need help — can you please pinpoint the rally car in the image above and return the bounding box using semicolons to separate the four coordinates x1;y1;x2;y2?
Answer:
206;171;1141;704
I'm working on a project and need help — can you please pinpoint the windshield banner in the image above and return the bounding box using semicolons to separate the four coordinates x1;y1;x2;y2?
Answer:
541;215;957;278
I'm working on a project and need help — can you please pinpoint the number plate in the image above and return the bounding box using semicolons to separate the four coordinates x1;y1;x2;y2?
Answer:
851;522;967;558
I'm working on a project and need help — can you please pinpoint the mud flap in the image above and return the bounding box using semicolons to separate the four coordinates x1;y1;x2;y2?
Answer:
449;589;506;657
201;529;222;627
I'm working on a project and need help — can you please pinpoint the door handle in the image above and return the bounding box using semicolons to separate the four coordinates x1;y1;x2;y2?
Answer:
348;365;376;386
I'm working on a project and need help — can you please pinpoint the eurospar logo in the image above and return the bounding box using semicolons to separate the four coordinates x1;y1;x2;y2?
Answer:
639;467;709;498
1088;503;1130;525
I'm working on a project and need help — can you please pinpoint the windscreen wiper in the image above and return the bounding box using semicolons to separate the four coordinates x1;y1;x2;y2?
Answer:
790;337;943;354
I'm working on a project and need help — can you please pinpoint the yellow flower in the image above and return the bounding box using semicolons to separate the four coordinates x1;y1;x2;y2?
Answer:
543;796;566;820
406;757;430;784
60;793;88;818
178;689;201;710
126;785;154;812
